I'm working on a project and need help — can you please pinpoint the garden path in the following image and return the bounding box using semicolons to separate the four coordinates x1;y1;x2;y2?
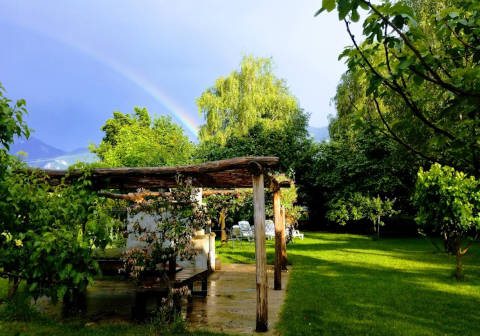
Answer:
186;264;290;335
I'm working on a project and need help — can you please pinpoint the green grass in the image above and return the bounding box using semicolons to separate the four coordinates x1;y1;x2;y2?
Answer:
1;233;479;335
218;233;480;336
0;317;226;336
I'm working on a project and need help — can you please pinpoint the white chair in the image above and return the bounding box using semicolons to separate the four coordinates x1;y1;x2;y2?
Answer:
231;225;242;239
238;221;254;242
229;225;242;246
292;229;304;240
265;220;275;240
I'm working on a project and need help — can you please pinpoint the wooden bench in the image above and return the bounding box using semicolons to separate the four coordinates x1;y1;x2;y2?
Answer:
132;267;210;320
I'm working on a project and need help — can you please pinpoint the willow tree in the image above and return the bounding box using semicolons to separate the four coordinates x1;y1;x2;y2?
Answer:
197;55;301;144
195;55;314;183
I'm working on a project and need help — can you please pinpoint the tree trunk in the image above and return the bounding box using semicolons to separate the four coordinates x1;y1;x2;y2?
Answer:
62;288;87;317
456;252;464;281
377;216;380;240
8;276;19;299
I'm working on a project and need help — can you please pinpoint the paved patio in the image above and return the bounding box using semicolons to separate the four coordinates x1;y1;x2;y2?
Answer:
36;263;290;335
186;264;290;335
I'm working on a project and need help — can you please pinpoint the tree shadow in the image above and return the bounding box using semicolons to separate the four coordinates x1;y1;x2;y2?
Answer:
275;234;480;336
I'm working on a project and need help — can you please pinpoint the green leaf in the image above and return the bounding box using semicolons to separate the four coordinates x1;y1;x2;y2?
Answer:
359;1;369;10
397;58;413;70
351;8;360;22
366;75;383;96
57;286;67;299
338;0;351;20
321;0;336;13
314;8;326;16
29;282;38;292
412;74;424;85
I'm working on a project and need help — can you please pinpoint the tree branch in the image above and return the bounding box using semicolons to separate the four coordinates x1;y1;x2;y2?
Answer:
460;232;479;255
345;20;457;142
444;21;475;49
372;98;435;163
363;0;480;98
428;46;452;79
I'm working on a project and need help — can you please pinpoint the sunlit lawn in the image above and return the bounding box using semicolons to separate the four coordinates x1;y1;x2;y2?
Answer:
1;232;479;335
217;232;480;336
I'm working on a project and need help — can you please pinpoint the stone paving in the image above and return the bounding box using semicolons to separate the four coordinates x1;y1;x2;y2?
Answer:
186;264;290;335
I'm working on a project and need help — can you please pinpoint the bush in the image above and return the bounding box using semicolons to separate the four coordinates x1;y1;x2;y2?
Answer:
412;163;480;280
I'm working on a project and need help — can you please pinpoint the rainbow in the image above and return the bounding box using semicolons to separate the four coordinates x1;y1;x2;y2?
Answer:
18;22;200;137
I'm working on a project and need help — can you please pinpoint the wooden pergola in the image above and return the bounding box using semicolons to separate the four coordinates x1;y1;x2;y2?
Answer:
39;156;289;332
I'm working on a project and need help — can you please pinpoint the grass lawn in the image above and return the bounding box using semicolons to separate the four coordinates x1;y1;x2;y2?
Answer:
217;233;480;336
1;232;479;335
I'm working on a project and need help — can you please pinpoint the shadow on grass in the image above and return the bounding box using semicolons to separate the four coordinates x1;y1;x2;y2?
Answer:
216;232;480;336
273;233;480;336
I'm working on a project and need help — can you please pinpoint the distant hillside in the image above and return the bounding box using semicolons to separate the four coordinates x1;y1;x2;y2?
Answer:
9;137;97;169
9;136;66;160
26;151;98;170
308;126;329;142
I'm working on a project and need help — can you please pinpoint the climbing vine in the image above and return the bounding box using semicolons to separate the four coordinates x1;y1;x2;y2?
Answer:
120;177;209;280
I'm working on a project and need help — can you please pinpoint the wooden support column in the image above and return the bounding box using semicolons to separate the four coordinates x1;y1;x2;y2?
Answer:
280;206;288;270
220;209;227;245
251;162;268;332
273;188;282;290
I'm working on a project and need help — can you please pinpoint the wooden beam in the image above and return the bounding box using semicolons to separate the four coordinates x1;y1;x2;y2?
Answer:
280;206;288;270
36;157;279;190
273;189;282;290
253;172;268;332
98;190;167;201
268;174;292;190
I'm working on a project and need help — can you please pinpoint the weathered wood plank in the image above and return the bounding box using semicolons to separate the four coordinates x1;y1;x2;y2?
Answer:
273;189;282;290
36;157;280;190
253;173;268;332
280;207;287;270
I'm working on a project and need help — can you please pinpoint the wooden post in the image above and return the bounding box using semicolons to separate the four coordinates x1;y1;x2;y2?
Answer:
273;188;282;290
220;209;227;245
252;165;268;332
169;254;176;274
280;206;287;270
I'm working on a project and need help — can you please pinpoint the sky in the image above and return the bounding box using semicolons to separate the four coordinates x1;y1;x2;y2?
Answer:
0;1;353;151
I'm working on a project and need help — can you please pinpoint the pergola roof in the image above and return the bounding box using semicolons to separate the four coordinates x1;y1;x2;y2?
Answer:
40;157;287;190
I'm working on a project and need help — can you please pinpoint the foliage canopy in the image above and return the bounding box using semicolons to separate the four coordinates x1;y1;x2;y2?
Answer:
413;163;480;279
91;107;195;167
318;0;480;175
197;55;300;144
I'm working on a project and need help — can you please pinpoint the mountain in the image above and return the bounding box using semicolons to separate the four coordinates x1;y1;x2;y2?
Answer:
28;151;98;170
9;137;97;170
308;126;329;142
9;136;66;160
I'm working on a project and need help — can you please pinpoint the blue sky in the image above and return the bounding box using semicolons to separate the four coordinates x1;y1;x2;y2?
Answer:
1;1;352;151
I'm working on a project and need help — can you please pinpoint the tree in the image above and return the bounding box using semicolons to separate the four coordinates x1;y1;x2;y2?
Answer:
327;193;397;238
317;0;480;175
0;83;29;151
412;163;480;280
91;107;194;167
197;55;301;144
196;111;313;173
0;82;30;178
0;162;115;312
195;56;315;222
